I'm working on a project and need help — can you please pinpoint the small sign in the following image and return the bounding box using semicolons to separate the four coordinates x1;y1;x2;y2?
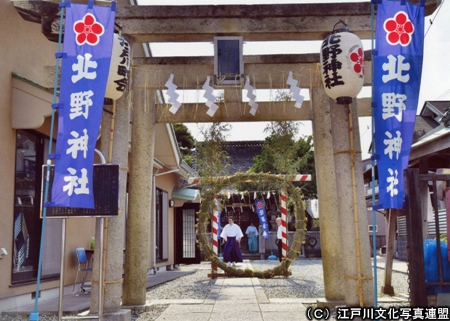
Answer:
42;164;119;218
254;199;270;239
214;36;243;86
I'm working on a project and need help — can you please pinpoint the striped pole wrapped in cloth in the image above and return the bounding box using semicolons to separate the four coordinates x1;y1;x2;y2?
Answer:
280;190;288;259
211;194;220;273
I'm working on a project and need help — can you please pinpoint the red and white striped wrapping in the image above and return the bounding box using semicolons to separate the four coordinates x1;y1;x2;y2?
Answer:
280;190;288;259
293;174;311;181
211;194;219;272
188;177;201;185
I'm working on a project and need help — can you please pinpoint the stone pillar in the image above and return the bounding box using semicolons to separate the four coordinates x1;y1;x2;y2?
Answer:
330;99;374;307
122;87;156;306
89;93;130;315
311;88;345;302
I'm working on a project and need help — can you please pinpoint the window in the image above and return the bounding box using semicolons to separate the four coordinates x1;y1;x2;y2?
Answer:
368;225;378;233
155;188;168;261
182;209;196;258
12;130;61;284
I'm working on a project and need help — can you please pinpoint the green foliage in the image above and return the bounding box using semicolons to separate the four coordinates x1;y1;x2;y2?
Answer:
274;89;293;102
196;172;306;277
173;123;195;166
248;121;317;198
195;123;231;189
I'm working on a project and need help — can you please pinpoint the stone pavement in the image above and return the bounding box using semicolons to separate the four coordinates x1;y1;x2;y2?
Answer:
153;277;310;321
151;261;310;321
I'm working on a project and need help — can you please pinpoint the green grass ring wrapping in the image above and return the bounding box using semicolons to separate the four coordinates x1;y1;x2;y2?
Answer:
196;172;306;278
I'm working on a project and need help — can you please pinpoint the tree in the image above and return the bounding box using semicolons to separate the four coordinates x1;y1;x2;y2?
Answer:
195;122;231;180
173;123;195;166
250;121;317;198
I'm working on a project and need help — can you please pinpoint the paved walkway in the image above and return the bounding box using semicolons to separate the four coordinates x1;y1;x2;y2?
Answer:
2;257;409;321
152;276;309;321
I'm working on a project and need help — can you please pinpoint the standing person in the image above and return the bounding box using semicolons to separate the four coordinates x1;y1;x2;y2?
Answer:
245;222;259;252
220;216;244;266
276;217;283;262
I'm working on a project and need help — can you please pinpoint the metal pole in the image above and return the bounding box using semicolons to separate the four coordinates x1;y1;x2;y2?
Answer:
370;0;378;309
99;217;104;321
58;219;67;321
30;2;65;320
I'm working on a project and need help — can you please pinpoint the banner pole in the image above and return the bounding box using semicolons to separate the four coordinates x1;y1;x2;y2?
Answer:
58;219;67;321
370;0;378;309
30;2;66;320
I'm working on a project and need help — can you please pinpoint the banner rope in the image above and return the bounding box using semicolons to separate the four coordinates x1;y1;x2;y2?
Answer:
269;73;274;113
347;103;372;307
91;278;123;295
194;75;199;121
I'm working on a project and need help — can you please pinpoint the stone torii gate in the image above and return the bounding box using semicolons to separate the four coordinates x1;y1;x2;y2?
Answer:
13;0;438;318
122;2;378;308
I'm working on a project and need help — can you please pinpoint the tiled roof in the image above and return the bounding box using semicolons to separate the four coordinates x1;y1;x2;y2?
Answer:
421;101;450;116
412;116;440;143
223;140;264;174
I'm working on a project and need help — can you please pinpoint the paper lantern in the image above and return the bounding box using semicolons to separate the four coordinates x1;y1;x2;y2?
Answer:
105;34;131;100
320;25;364;105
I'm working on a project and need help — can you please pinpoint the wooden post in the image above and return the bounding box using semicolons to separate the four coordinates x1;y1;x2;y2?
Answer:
381;209;399;295
404;168;427;307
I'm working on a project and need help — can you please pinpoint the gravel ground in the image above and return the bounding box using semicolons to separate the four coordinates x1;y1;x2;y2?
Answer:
1;259;410;321
252;258;410;299
134;258;410;320
145;264;216;301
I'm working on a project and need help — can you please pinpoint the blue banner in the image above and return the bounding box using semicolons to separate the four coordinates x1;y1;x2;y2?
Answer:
51;1;115;208
255;199;270;239
373;1;424;209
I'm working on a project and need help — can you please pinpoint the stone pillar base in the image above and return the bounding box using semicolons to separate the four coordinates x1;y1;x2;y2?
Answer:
121;304;146;311
84;309;131;321
316;299;346;309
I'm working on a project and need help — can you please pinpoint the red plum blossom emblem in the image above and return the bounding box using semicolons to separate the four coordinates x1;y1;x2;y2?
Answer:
73;13;105;46
350;47;364;75
384;11;414;46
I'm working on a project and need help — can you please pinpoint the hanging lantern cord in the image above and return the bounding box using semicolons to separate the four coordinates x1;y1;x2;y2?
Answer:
332;20;347;32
